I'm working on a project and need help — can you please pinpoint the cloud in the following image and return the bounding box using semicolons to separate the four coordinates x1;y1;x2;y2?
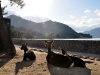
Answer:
4;9;16;17
94;9;100;16
5;8;49;22
2;0;51;18
66;17;100;32
5;8;22;16
1;0;9;7
68;18;100;28
82;16;87;19
84;9;91;13
70;15;75;19
23;16;49;22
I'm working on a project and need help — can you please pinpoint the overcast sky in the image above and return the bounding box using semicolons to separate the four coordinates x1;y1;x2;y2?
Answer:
1;0;100;32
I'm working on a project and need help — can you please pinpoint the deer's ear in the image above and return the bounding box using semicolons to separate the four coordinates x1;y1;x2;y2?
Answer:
45;40;47;43
51;40;54;43
59;47;61;49
24;43;27;46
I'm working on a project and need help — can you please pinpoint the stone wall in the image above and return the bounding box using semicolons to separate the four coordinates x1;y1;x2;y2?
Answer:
3;18;11;35
0;18;11;50
12;39;100;55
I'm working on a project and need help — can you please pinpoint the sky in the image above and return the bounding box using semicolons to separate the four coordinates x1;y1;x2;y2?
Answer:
1;0;100;32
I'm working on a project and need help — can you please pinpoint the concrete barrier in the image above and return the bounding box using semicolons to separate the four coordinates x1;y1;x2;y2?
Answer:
12;39;100;55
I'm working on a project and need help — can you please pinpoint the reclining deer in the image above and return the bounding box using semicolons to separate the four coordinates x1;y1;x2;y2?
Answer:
45;40;74;68
59;47;86;67
21;43;36;61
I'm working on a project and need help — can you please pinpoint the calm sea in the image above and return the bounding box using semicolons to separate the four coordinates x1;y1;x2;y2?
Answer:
58;38;100;41
14;38;100;41
29;38;100;41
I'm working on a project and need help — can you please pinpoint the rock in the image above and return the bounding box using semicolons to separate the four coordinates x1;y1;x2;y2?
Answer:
89;57;95;60
82;56;89;59
95;58;100;61
38;49;44;52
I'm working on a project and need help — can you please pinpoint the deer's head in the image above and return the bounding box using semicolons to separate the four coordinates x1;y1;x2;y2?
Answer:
44;40;54;48
21;43;27;50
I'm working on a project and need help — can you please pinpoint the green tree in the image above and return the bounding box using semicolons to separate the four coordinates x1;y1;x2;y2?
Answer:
0;0;25;55
25;30;34;39
11;26;23;38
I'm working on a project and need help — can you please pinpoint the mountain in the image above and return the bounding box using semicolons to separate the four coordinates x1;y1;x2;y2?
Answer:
23;16;49;22
84;27;100;38
6;15;92;38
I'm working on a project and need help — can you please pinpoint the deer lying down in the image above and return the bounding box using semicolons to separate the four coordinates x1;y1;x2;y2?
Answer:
21;43;36;61
59;47;86;67
45;40;74;68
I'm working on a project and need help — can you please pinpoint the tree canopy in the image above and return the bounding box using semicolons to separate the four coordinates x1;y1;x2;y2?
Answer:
1;0;25;16
2;0;25;8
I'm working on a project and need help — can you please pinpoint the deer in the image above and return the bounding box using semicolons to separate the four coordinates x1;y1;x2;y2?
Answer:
21;43;36;61
44;40;74;68
59;47;86;67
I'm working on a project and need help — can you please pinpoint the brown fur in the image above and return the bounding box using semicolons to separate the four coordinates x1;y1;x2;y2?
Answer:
59;47;86;67
45;40;74;68
21;43;36;61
